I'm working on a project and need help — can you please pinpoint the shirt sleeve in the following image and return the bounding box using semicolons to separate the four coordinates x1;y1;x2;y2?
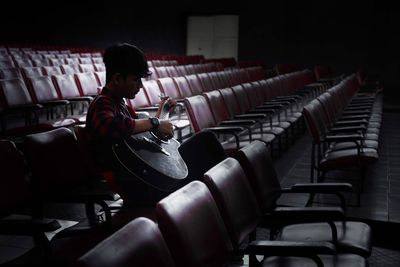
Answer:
88;96;136;141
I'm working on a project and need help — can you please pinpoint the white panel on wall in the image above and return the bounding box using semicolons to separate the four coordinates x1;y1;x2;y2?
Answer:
187;15;238;60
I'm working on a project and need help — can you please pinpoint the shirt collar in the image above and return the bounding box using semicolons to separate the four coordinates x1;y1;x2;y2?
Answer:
100;87;124;104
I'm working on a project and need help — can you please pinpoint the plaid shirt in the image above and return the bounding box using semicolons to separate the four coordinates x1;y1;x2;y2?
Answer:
85;87;137;170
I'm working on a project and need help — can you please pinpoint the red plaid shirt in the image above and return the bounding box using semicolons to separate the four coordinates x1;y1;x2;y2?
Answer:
85;87;137;170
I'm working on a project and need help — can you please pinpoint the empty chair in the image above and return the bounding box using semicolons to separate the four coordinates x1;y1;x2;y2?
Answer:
79;57;93;64
23;127;118;232
21;66;44;80
80;64;96;73
184;74;203;95
154;66;170;78
303;99;379;205
94;63;105;72
41;66;62;76
236;140;372;257
75;72;101;96
0;67;23;80
94;71;106;87
178;130;227;184
172;76;193;98
0;140;61;264
78;217;175;267
203;156;368;265
61;64;82;74
64;58;80;65
196;72;215;92
156;180;363;267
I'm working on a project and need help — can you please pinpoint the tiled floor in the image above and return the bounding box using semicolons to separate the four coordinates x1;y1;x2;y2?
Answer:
1;112;400;265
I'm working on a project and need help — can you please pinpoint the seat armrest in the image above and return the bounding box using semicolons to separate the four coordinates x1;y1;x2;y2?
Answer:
289;182;354;193
247;240;335;257
271;207;344;225
324;134;363;143
0;218;61;235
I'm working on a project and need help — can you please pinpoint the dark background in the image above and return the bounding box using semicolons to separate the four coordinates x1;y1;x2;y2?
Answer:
1;1;399;107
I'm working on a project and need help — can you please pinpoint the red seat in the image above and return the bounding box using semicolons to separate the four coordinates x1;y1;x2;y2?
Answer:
78;218;175;267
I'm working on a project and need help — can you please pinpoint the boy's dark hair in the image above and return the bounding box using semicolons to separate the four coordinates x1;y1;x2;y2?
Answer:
103;43;151;83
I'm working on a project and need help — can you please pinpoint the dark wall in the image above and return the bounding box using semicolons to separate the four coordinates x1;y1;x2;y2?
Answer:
1;1;399;104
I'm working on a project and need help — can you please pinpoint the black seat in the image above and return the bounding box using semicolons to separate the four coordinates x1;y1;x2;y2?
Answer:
78;217;176;267
0;140;61;264
178;130;227;184
236;140;372;257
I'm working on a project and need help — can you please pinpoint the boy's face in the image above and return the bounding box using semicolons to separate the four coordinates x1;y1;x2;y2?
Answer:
115;74;143;99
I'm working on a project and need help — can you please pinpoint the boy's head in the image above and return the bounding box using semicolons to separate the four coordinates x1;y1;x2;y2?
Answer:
103;43;151;83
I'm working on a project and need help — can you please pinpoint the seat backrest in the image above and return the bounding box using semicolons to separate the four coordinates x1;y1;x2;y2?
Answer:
64;58;80;66
172;76;192;98
155;66;170;78
142;79;163;106
78;217;176;267
94;71;105;87
23;127;91;196
196;73;214;92
79;64;96;73
21;66;44;79
174;65;188;76
75;72;100;96
236;140;281;213
184;74;203;95
157;77;182;100
231;84;252;114
165;66;179;77
52;74;82;99
218;87;241;117
184;95;216;132
0;140;30;217
0;67;23;80
94;63;105;72
61;64;81;75
156;181;233;267
126;87;151;110
27;76;61;102
41;66;62;76
207;71;224;89
302;99;328;144
0;78;34;108
245;66;266;81
203;89;231;123
178;131;227;184
203;157;262;248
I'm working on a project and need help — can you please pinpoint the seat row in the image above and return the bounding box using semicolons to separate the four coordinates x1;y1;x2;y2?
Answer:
302;73;383;205
78;137;371;267
183;69;328;156
0;71;105;136
0;129;372;266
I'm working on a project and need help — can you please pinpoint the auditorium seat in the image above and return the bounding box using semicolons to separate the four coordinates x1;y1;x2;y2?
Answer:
78;218;175;267
74;72;101;97
0;67;23;80
302;99;379;205
157;180;365;267
0;140;64;264
178;130;227;184
61;64;82;74
236;140;372;257
41;66;63;76
23;127;118;235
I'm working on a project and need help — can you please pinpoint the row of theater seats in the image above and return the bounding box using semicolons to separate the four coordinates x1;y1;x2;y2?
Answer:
182;69;332;157
302;73;383;206
0;65;267;140
0;129;372;266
